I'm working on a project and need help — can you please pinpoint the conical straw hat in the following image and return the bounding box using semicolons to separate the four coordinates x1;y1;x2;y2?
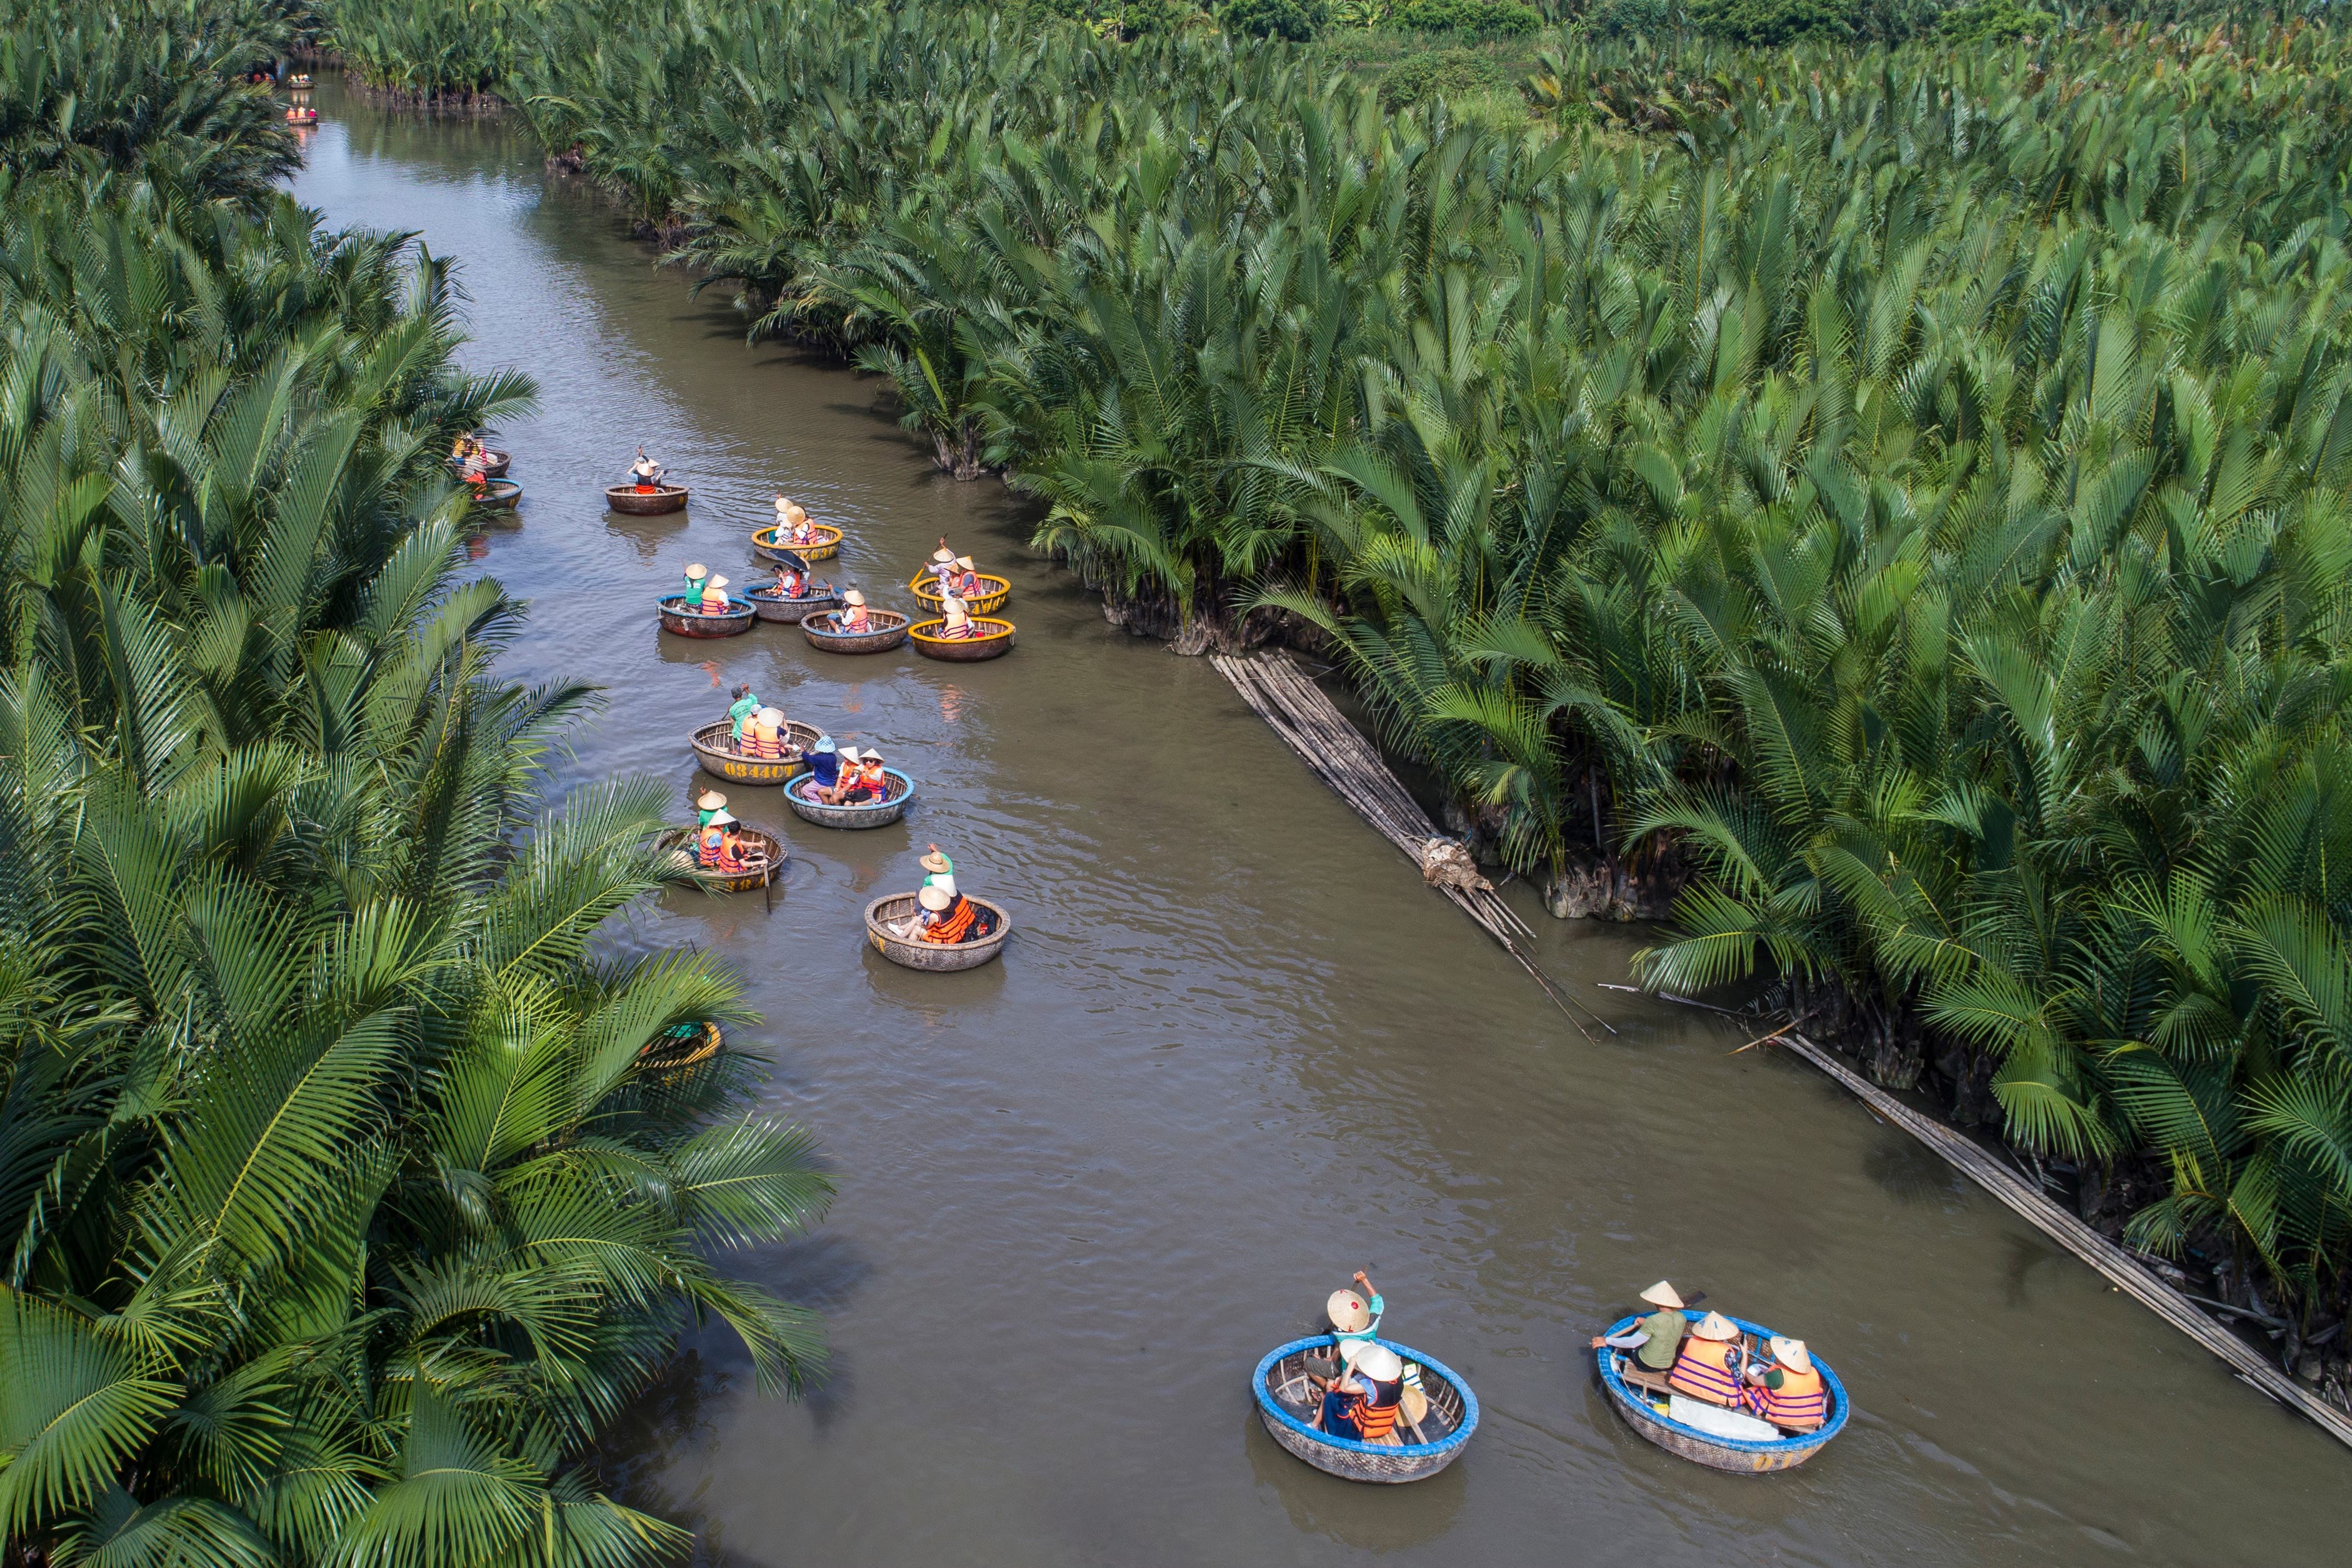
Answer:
696;790;727;810
1638;1281;1685;1310
1769;1336;1813;1374
1327;1290;1371;1334
1692;1311;1739;1342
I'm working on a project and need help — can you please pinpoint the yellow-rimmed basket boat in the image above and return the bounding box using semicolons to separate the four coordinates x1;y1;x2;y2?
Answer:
906;572;1011;615
639;1020;721;1073
909;617;1015;662
865;892;1011;971
607;483;689;515
754;523;841;563
661;826;786;895
690;717;821;785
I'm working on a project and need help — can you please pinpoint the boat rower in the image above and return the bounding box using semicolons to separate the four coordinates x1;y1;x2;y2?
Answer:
695;789;728;828
837;588;872;632
1328;1272;1385;1360
697;809;735;868
1664;1311;1748;1410
629;448;665;492
682;562;709;605
726;684;763;745
926;540;957;592
920;846;954;888
1590;1279;1690;1373
773;492;793;531
1745;1336;1828;1432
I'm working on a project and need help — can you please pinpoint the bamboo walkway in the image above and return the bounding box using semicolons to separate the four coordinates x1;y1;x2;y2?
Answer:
1213;650;2352;1453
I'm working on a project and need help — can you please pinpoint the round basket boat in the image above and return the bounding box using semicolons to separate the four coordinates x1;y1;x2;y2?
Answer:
689;717;822;785
468;479;522;512
286;73;313;88
639;1019;721;1072
802;610;909;654
783;768;914;829
754;523;841;563
1596;1313;1848;1473
448;448;510;479
1252;1336;1478;1484
864;892;1012;971
907;573;1012;616
697;827;786;893
658;594;756;638
908;617;1015;662
607;484;689;515
747;582;842;624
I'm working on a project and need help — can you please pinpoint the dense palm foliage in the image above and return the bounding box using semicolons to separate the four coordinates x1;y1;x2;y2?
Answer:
0;9;833;1564
324;1;2352;1326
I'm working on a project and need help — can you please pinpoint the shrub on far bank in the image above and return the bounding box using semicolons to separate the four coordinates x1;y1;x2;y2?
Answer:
1684;0;1853;45
1224;0;1330;38
1935;0;2051;40
1388;0;1543;34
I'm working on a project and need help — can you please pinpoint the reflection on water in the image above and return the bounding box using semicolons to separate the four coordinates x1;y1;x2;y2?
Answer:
294;79;2346;1568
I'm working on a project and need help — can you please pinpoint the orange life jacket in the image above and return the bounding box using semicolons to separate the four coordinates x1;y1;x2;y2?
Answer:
697;824;724;867
1355;1390;1401;1441
748;724;781;759
921;896;978;944
1762;1365;1828;1431
858;761;887;793
1667;1336;1745;1408
714;838;746;874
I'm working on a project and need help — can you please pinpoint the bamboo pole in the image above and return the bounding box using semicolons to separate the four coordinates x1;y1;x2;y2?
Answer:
1777;1032;2352;1451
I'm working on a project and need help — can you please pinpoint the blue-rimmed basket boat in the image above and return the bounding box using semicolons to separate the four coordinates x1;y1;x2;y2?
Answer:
754;522;841;563
469;479;522;512
607;483;688;515
802;609;908;654
1596;1313;1848;1473
659;594;755;638
907;572;1012;616
689;717;821;785
748;581;841;624
783;768;913;829
865;892;1012;971
1252;1336;1478;1484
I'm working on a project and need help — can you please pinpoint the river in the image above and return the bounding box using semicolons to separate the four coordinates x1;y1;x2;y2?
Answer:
289;82;2343;1566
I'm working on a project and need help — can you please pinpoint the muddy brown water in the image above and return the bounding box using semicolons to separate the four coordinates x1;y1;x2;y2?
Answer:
291;82;2344;1566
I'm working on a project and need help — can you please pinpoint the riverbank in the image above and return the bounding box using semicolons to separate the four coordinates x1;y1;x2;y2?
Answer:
292;80;2347;1563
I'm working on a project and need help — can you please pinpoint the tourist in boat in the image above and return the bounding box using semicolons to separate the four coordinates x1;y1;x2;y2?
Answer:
809;746;863;805
1665;1311;1747;1409
773;561;806;598
695;789;728;828
919;879;983;944
938;603;980;640
805;735;840;797
699;574;733;613
1745;1336;1828;1432
838;746;887;804
1315;1341;1405;1443
628;449;665;492
787;504;816;545
712;820;755;876
697;810;734;868
458;440;489;493
746;707;787;760
1590;1279;1690;1373
837;589;872;632
727;683;763;746
952;556;984;598
920;846;953;888
682;562;708;605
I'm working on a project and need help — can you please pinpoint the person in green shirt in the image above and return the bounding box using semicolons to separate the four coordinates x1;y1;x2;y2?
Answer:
1591;1279;1690;1371
696;790;728;828
726;683;763;745
682;561;708;603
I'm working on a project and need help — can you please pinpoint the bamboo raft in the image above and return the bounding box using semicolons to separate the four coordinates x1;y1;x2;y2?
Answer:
754;523;841;563
803;610;909;654
1252;1336;1478;1483
689;717;820;785
909;617;1016;661
785;769;914;829
864;892;1012;971
748;582;841;624
1596;1315;1848;1473
607;483;689;515
908;572;1012;615
658;594;755;638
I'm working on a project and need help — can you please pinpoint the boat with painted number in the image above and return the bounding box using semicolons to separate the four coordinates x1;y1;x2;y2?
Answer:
784;768;914;829
689;717;821;785
607;483;689;515
909;617;1015;662
697;827;786;893
747;582;842;624
803;609;909;654
1252;1337;1478;1484
1595;1312;1848;1473
907;572;1012;615
865;892;1012;971
658;594;755;638
754;522;841;563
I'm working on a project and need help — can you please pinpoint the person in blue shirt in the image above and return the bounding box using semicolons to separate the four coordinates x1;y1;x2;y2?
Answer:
805;735;840;795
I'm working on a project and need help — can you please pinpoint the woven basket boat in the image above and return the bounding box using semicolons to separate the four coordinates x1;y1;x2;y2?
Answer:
907;572;1012;616
606;483;689;515
747;582;841;624
658;594;755;638
1253;1337;1478;1484
286;73;313;88
448;448;510;479
864;891;1011;971
754;523;841;563
639;1019;721;1072
908;617;1015;662
1596;1313;1848;1473
802;609;908;654
784;768;913;829
468;479;522;512
689;717;821;785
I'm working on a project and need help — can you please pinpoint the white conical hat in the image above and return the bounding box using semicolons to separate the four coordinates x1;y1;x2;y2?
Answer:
707;575;729;589
1639;1281;1685;1310
842;589;866;606
1327;1290;1371;1334
1692;1311;1739;1342
918;884;952;911
696;790;726;810
756;707;782;724
1769;1336;1813;1374
685;562;707;577
706;810;736;826
1343;1341;1403;1382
